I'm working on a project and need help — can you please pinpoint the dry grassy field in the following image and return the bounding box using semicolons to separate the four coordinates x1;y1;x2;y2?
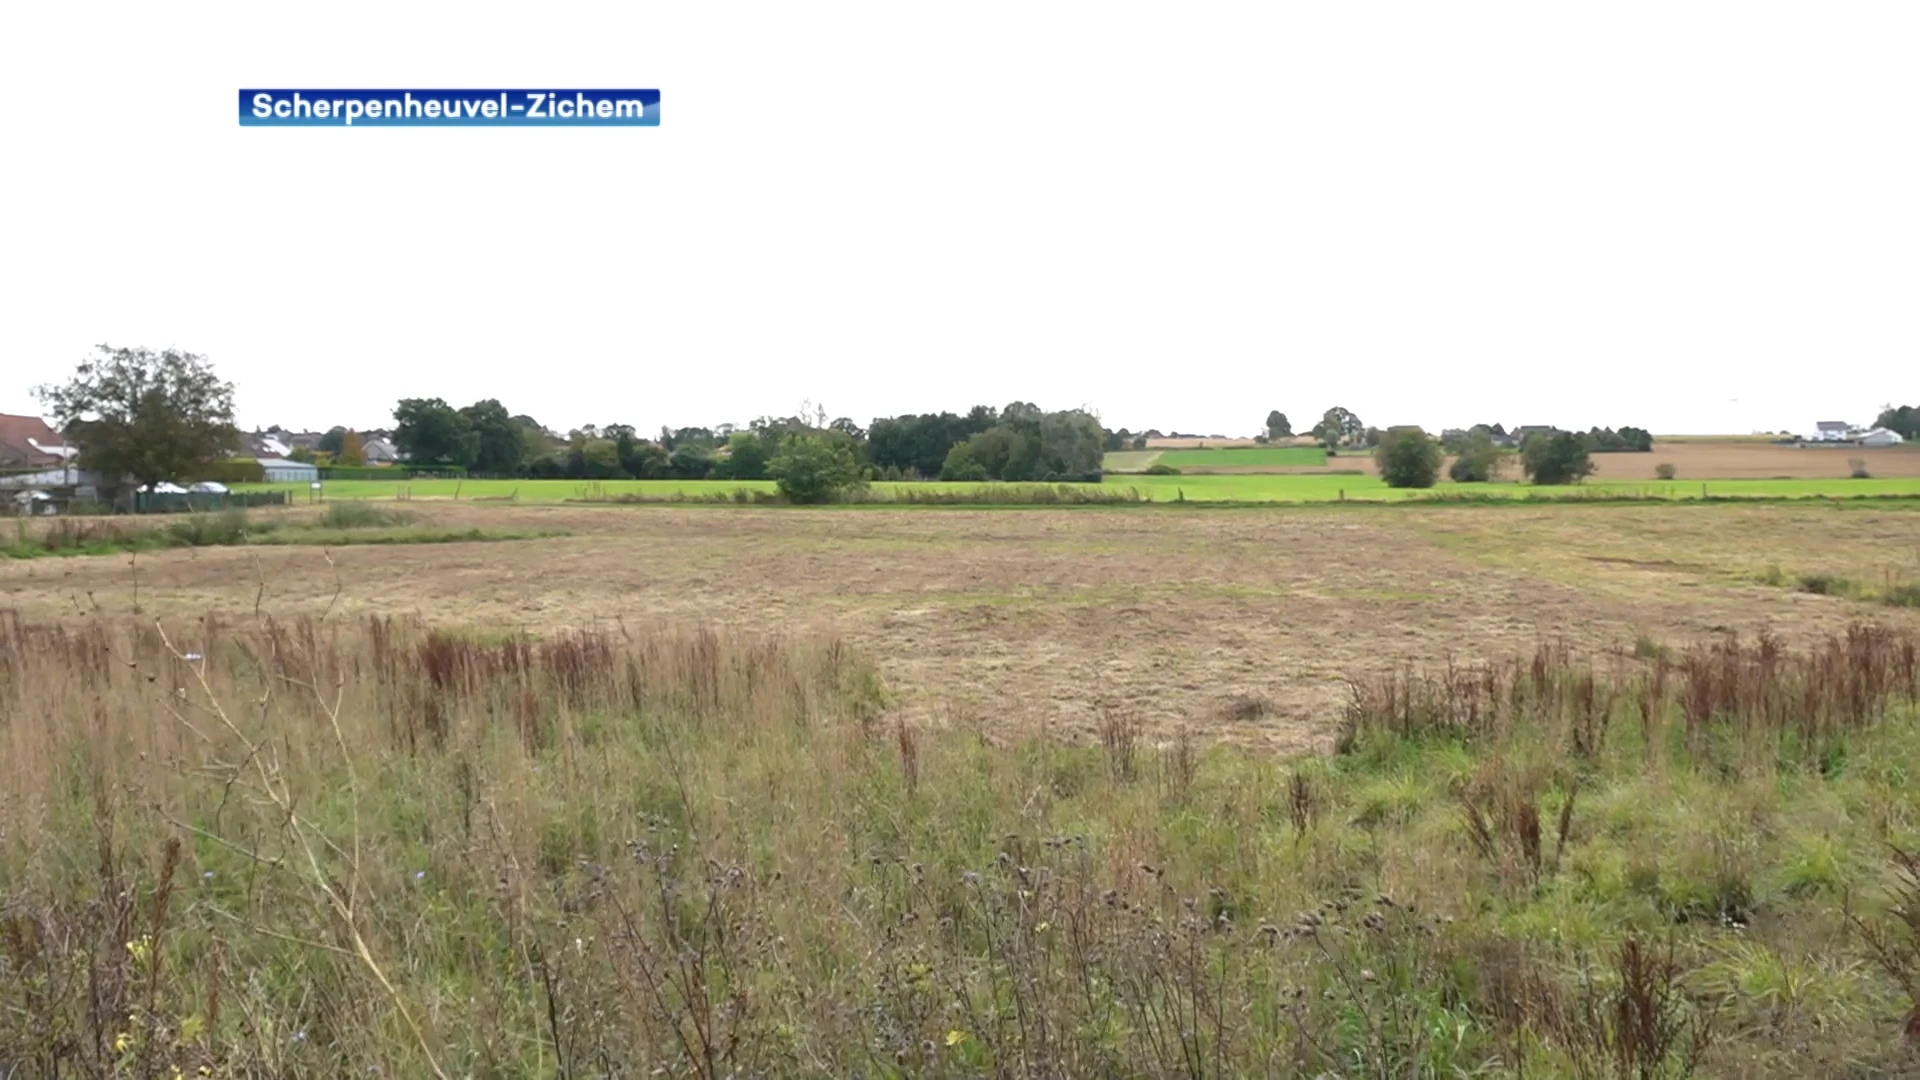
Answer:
7;500;1916;751
7;499;1920;1073
1600;441;1920;480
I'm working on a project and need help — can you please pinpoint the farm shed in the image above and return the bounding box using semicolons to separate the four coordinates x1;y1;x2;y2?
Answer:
258;457;319;483
1861;428;1906;447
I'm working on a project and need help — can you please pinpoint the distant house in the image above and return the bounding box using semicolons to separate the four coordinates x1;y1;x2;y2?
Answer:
257;457;319;483
241;431;292;458
1511;425;1557;444
1861;427;1906;448
1813;421;1851;442
0;414;76;469
360;436;399;463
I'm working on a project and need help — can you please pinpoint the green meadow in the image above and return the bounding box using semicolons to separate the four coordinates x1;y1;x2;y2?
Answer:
1149;445;1329;468
236;474;1920;505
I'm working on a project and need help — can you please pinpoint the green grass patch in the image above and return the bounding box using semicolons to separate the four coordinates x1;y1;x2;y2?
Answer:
1154;445;1329;467
235;473;1920;507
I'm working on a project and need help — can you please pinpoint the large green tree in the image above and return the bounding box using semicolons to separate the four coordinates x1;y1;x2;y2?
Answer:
35;344;239;488
1373;426;1443;488
1521;431;1595;485
1314;406;1363;449
1265;410;1292;440
1874;403;1919;440
392;398;478;468
459;399;527;475
769;434;867;503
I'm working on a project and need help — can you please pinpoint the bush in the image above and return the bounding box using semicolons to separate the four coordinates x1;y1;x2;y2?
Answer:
1655;462;1677;480
1521;432;1595;485
1144;462;1181;475
769;434;867;503
161;509;262;547
1849;458;1871;479
1448;434;1503;483
1373;426;1443;488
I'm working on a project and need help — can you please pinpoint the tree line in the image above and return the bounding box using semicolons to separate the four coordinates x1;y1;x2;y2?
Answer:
35;344;1893;504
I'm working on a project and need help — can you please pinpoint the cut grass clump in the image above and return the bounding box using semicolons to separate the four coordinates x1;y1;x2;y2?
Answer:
1755;565;1920;608
1797;572;1852;596
318;501;416;528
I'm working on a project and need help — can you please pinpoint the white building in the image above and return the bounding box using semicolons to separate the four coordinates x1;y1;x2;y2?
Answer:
1861;427;1906;447
257;457;319;483
1812;421;1851;442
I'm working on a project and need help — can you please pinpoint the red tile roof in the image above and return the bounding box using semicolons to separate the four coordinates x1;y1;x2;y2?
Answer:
0;414;68;467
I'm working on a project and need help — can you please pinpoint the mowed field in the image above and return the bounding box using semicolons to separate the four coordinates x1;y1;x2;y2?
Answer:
1151;445;1328;468
239;472;1920;503
7;500;1917;752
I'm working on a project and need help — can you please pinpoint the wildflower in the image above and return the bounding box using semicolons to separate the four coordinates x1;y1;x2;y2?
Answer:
114;1031;134;1055
184;652;203;661
413;870;426;883
945;1029;968;1047
1033;921;1050;933
202;870;215;881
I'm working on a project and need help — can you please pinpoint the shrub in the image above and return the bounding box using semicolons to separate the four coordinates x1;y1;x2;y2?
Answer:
769;434;867;503
1849;458;1871;479
1373;426;1443;488
1448;434;1503;483
1521;431;1595;485
1144;462;1181;475
1655;462;1677;480
161;509;261;547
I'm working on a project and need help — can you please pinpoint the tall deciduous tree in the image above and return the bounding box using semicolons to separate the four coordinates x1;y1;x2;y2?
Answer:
458;399;527;475
1315;406;1361;449
337;429;365;465
392;398;478;468
1265;410;1292;439
35;344;239;488
1874;403;1919;439
1521;431;1595;485
1373;426;1443;488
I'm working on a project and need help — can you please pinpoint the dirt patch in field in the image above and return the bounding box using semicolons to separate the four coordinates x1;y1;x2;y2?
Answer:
1594;441;1920;480
4;502;1916;752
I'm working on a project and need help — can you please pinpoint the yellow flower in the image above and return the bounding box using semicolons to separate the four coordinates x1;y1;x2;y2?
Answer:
113;1031;134;1055
945;1029;968;1047
1034;921;1050;933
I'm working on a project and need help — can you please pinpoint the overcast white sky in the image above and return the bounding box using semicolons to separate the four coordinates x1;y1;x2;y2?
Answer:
2;3;1915;437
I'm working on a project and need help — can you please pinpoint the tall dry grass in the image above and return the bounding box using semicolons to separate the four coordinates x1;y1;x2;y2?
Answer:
1;610;1918;1075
